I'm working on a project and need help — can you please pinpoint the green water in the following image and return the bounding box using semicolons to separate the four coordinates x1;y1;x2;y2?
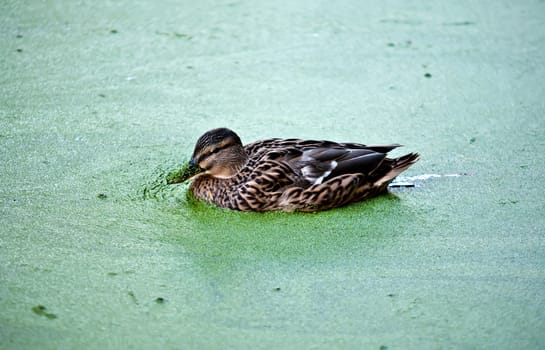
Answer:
1;1;544;349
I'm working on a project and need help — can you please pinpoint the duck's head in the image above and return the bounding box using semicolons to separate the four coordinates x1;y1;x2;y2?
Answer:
167;128;247;184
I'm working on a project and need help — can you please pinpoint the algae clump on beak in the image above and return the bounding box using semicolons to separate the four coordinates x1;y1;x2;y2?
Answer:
166;161;201;184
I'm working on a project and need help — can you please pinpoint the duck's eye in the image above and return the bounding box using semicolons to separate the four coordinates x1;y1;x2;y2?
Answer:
209;148;219;155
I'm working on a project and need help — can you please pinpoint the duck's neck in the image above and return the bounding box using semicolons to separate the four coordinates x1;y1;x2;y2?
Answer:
211;145;248;178
190;172;238;208
190;145;248;202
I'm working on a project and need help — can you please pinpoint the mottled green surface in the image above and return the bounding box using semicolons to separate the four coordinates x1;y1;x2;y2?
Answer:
1;1;545;349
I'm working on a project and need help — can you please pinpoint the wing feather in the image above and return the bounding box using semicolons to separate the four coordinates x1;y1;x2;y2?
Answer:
245;138;404;186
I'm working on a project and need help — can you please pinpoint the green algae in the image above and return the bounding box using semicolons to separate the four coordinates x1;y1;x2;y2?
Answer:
1;0;545;349
31;305;57;320
166;161;200;185
141;162;192;201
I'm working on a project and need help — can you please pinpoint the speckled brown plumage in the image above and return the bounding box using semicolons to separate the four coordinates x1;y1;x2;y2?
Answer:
171;128;419;212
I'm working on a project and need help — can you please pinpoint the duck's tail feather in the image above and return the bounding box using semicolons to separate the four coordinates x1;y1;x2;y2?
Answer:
375;152;420;187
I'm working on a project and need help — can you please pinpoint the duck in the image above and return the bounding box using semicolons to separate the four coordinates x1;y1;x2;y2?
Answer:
167;128;419;212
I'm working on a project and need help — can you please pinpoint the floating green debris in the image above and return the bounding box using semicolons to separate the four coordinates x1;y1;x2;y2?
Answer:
128;291;139;305
443;21;476;26
155;31;192;40
498;199;519;205
32;305;57;319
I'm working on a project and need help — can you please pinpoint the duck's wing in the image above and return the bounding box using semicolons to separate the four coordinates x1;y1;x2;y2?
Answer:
246;139;403;186
295;147;376;184
297;145;404;185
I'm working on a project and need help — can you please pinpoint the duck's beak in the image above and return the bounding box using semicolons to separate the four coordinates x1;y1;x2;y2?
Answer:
166;159;202;184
